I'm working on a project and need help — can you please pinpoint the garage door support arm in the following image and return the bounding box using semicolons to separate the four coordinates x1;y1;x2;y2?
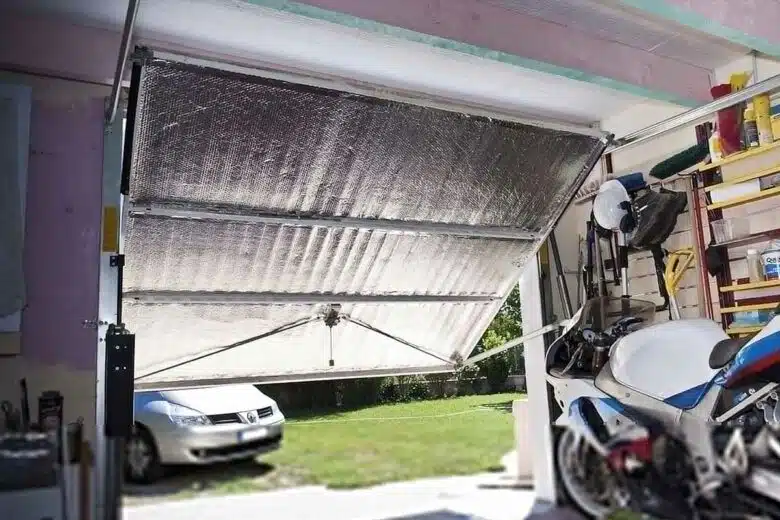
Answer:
134;314;322;381
106;0;140;125
339;315;454;366
462;321;567;367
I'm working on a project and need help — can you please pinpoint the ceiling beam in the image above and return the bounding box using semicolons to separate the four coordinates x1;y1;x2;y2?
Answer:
123;290;501;305
127;202;540;241
249;0;712;105
617;0;780;57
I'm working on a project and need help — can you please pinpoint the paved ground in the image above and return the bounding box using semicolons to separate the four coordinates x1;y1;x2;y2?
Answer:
123;473;538;520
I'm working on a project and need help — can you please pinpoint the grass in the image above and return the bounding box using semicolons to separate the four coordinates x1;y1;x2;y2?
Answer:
123;393;521;503
264;392;519;489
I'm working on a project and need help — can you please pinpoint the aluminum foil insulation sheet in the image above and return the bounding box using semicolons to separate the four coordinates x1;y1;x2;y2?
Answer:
124;57;606;388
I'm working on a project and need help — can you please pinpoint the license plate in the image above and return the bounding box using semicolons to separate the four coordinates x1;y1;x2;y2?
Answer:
239;427;268;442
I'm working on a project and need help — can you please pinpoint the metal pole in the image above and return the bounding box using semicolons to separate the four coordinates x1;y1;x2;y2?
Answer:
106;0;140;125
594;234;605;298
611;72;780;152
548;231;573;319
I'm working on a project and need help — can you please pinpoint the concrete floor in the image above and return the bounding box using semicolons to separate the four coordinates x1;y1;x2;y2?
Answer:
122;474;538;520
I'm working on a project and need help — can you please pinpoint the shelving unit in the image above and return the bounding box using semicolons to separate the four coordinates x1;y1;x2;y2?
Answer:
692;129;780;337
726;325;765;336
719;278;780;292
706;185;780;210
697;139;780;172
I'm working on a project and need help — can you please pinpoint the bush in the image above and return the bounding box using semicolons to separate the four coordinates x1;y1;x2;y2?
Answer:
424;373;449;398
404;375;430;401
480;351;511;392
379;377;400;403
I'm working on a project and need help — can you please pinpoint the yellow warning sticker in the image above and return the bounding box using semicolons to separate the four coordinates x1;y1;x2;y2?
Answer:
102;207;119;253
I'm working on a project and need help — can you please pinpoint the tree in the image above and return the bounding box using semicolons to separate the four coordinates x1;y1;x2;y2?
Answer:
470;284;524;390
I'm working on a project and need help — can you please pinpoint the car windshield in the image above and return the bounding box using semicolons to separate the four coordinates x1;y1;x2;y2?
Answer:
575;297;657;333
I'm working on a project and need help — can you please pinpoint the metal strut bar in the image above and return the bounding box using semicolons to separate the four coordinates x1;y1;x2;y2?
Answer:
106;0;140;125
339;315;455;366
134;315;322;380
611;72;780;153
463;321;567;367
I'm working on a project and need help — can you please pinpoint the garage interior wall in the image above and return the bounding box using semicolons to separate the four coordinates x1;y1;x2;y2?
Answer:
549;99;700;322
551;53;780;326
0;71;106;443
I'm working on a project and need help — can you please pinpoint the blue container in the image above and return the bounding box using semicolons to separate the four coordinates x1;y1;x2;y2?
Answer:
616;172;646;194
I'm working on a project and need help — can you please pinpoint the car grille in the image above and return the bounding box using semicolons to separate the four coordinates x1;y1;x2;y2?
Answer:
191;433;283;459
256;406;273;419
207;413;241;424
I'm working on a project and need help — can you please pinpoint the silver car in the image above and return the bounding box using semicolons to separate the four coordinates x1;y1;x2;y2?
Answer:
126;384;285;483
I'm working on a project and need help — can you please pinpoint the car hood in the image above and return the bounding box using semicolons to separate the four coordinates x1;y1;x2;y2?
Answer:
159;384;275;415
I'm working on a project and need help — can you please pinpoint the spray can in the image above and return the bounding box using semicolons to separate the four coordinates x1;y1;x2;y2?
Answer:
744;105;759;148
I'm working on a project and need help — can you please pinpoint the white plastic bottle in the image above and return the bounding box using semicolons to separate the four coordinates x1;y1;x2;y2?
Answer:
746;248;763;283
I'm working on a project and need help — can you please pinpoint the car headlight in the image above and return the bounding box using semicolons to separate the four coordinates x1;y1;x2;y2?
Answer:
167;403;211;427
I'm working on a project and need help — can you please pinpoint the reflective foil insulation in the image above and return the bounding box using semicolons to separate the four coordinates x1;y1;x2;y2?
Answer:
123;57;605;387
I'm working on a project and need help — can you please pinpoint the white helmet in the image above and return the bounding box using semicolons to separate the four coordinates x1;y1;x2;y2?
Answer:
593;180;632;232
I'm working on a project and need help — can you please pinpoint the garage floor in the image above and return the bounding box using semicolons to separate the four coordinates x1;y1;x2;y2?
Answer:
122;474;538;520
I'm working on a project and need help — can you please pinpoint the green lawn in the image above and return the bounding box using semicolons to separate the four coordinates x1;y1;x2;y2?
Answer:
265;392;519;489
124;393;521;502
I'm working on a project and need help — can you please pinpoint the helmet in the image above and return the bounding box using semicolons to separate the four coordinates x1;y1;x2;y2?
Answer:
593;180;632;232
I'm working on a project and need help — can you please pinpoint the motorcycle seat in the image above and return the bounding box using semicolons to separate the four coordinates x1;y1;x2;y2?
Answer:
709;336;750;369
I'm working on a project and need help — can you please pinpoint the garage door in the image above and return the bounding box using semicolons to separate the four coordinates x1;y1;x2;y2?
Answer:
122;53;608;389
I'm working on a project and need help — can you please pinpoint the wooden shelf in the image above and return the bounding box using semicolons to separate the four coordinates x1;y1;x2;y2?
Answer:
720;278;780;293
726;325;764;336
699;140;780;172
706;185;780;210
721;302;779;313
704;164;780;192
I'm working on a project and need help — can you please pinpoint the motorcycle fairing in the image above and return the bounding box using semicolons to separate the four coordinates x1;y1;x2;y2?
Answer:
663;381;712;410
716;319;780;388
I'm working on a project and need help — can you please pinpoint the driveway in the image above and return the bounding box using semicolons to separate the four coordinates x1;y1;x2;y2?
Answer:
123;473;538;520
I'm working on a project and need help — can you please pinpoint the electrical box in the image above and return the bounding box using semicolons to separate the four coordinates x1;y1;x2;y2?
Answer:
104;326;135;437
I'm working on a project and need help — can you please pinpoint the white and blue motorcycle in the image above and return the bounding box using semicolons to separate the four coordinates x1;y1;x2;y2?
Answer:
549;181;780;518
548;297;780;518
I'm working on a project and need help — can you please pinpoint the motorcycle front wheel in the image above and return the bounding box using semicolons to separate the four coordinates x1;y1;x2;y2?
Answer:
555;428;625;518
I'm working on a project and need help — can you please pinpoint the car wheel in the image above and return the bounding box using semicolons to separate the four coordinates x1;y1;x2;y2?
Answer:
124;424;163;484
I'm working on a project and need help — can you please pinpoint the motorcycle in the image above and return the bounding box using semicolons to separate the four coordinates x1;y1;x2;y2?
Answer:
547;296;780;519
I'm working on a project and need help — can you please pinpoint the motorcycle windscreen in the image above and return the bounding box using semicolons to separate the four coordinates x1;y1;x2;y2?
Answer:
123;57;607;389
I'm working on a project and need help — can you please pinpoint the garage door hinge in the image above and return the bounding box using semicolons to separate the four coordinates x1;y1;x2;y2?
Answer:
130;46;154;63
110;254;125;268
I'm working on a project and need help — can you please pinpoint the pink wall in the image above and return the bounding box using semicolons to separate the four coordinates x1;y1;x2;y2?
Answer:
298;0;713;103
22;97;104;370
664;0;780;46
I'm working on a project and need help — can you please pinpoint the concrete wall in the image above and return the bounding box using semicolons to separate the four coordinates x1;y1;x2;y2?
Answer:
0;72;106;441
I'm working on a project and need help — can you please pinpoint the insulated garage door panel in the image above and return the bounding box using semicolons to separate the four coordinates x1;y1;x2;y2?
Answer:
129;301;492;385
123;216;534;295
129;60;600;230
123;56;606;388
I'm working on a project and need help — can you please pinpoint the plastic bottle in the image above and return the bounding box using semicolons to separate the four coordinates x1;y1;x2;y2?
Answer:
754;94;775;145
709;129;723;162
746;248;763;283
744;105;759;148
